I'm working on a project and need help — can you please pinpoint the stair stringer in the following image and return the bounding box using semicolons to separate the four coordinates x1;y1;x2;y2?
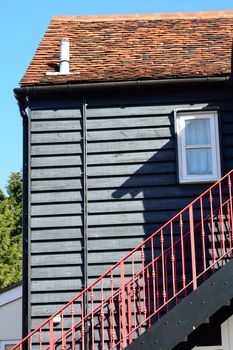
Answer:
126;258;233;350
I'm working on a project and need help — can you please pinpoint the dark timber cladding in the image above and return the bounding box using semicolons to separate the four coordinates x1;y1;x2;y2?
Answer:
28;86;233;330
30;108;84;328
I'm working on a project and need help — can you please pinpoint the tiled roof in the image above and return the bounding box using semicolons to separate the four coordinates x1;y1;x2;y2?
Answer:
20;11;233;86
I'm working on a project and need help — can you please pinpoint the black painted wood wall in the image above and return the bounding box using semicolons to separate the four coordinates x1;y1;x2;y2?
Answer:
26;84;233;331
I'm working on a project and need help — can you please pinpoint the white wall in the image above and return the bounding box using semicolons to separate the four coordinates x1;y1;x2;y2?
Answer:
192;314;233;350
221;314;233;350
0;298;22;341
0;285;22;347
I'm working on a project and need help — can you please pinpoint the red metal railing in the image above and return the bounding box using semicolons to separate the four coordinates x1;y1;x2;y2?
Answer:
13;170;233;350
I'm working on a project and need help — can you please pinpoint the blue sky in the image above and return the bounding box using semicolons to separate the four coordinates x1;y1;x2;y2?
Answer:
1;0;233;192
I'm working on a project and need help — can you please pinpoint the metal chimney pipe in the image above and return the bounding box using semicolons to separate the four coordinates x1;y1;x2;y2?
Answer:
60;38;70;74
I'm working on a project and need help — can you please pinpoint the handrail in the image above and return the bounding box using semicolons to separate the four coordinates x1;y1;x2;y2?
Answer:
12;169;233;350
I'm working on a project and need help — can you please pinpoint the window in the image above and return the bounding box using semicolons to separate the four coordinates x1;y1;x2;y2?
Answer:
176;111;221;183
0;341;20;350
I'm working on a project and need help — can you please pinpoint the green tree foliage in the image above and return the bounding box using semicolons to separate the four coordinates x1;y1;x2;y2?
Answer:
0;172;22;289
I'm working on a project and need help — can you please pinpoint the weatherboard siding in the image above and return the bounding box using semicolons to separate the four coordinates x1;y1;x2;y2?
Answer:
27;88;233;329
29;108;84;327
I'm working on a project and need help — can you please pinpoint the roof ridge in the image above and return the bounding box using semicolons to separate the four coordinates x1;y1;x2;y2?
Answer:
51;10;233;22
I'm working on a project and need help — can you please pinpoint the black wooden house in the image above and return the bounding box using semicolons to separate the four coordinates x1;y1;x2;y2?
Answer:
14;11;233;350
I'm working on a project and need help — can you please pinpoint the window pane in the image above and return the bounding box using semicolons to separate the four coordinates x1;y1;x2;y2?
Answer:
5;345;18;350
185;119;211;145
186;149;212;175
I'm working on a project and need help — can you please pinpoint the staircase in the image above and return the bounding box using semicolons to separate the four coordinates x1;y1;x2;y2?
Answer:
13;170;233;350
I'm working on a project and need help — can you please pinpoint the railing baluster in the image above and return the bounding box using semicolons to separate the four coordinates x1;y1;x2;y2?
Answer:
49;319;54;350
227;202;231;255
155;260;160;320
165;254;169;311
90;288;95;350
81;295;85;350
118;292;122;347
209;189;216;268
180;214;186;293
141;246;147;325
146;266;151;327
160;230;166;304
189;204;197;290
151;238;157;314
200;197;206;274
109;274;114;349
228;175;233;255
131;254;137;333
39;329;42;350
170;222;177;297
219;182;225;260
120;261;127;348
137;275;142;335
71;303;75;350
127;283;133;343
61;311;66;350
100;279;105;350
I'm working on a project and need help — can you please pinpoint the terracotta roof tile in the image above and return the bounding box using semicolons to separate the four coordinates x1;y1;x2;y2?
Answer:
20;11;233;86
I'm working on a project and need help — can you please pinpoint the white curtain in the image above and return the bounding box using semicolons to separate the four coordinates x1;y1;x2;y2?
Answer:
185;119;212;175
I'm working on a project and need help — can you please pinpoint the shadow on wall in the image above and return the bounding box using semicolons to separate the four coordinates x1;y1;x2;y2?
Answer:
111;111;209;237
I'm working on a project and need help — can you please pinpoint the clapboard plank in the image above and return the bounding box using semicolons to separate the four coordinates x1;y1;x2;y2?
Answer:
88;174;176;189
31;155;82;167
31;162;174;179
87;127;173;141
31;132;81;144
31;179;82;191
31;167;82;179
87;250;142;264
87;138;173;153
88;210;177;226
31;253;83;266
87;185;205;201
88;237;144;251
87;224;155;238
31;228;83;241
31;191;82;203
86;116;172;130
31;215;82;228
31;120;81;132
87;162;175;176
31;144;82;156
87;150;175;165
31;109;82;120
87;104;208;118
87;197;192;213
31;266;83;279
31;279;82;293
31;203;82;216
31;304;83;318
31;240;82;253
31;291;81;304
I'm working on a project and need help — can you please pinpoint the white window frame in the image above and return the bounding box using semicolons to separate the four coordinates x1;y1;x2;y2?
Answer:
192;347;223;350
176;111;221;183
0;341;20;350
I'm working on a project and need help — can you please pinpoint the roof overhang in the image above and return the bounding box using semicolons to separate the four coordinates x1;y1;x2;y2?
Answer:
0;284;22;307
14;75;233;117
